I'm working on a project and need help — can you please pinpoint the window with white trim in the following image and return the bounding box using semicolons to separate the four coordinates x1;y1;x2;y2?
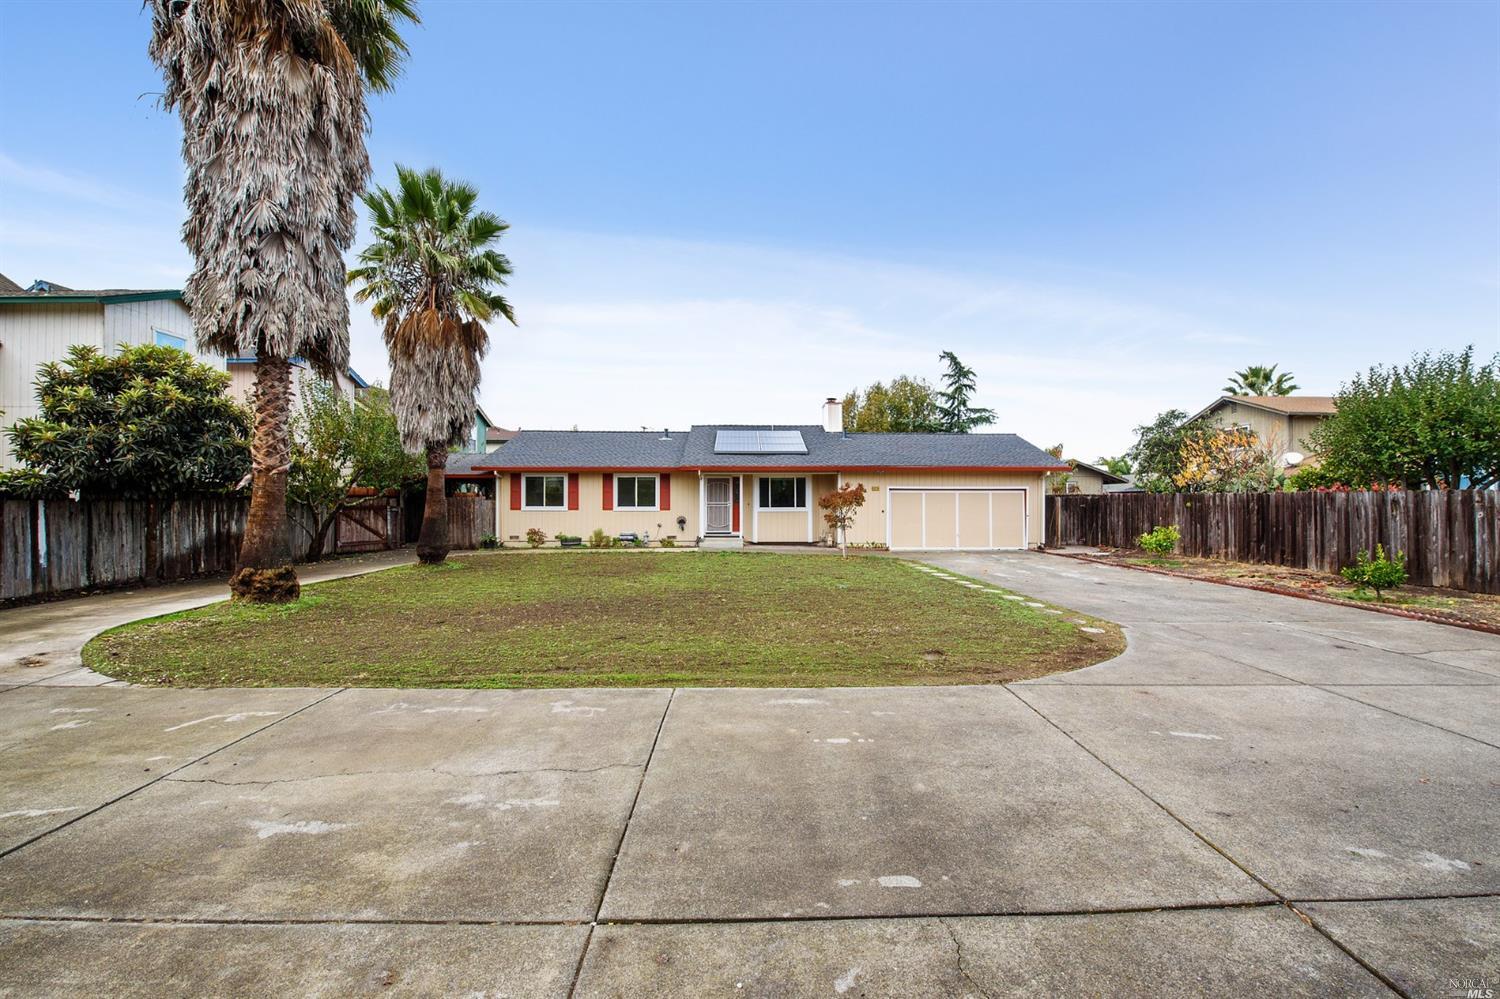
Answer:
523;474;566;510
757;476;807;510
615;474;658;510
153;328;187;351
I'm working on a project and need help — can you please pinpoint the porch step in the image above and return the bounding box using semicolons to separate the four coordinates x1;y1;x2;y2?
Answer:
700;535;743;550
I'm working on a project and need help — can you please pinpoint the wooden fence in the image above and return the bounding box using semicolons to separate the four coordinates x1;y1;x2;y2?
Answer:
445;494;495;550
1;493;494;602
1045;491;1500;594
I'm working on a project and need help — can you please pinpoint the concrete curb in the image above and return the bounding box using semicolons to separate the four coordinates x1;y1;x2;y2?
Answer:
1042;550;1500;637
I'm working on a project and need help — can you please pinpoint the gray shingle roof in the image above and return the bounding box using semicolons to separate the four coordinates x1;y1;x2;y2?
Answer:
467;425;1066;471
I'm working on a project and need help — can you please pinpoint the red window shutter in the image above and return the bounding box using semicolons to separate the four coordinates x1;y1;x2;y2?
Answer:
602;473;614;511
567;473;579;510
731;477;740;532
660;474;671;511
510;473;521;511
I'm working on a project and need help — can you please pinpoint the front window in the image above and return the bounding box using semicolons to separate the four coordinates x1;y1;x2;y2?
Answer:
758;476;807;509
616;474;658;510
523;474;566;510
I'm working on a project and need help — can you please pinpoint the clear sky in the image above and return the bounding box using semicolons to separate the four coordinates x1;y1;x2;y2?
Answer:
1;0;1496;460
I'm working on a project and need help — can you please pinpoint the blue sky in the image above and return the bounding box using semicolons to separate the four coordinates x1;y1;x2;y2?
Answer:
1;0;1496;459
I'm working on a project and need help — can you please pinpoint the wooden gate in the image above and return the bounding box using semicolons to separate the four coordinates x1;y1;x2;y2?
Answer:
336;498;395;553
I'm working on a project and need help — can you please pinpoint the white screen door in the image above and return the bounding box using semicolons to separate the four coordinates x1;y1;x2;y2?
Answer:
706;478;733;532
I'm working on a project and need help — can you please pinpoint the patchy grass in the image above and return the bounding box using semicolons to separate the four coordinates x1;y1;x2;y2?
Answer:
83;551;1122;689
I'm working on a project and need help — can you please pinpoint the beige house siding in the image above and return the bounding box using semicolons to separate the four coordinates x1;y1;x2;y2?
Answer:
498;471;696;544
225;358;359;412
1063;466;1107;495
1288;415;1323;455
1204;400;1331;465
488;468;1047;549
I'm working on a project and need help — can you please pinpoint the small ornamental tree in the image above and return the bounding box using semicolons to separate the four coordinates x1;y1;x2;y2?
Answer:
1340;545;1408;600
0;344;249;498
1172;426;1281;493
819;482;867;556
286;383;422;561
1138;525;1180;558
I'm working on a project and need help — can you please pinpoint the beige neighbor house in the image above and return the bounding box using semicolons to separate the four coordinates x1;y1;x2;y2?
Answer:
447;398;1067;550
224;356;367;409
1056;459;1128;495
1189;395;1338;469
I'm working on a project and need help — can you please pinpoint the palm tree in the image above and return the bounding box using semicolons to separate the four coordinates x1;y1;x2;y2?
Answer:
349;166;516;564
1224;364;1298;396
148;0;419;602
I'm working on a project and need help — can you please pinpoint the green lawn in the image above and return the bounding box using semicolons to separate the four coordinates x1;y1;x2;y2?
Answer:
83;551;1123;688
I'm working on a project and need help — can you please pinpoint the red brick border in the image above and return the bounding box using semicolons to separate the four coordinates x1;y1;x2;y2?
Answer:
1043;550;1500;638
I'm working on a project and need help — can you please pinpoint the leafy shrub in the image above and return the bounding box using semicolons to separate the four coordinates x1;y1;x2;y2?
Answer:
1287;465;1345;492
479;533;500;550
588;528;619;549
525;527;546;548
658;537;676;548
1138;525;1180;557
1340;544;1408;599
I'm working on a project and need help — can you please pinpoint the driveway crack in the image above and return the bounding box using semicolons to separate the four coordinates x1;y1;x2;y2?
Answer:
940;918;995;999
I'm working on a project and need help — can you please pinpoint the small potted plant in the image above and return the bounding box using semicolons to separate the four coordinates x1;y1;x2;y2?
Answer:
558;533;583;548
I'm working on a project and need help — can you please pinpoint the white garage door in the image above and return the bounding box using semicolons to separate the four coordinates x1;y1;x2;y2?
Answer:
887;489;1026;550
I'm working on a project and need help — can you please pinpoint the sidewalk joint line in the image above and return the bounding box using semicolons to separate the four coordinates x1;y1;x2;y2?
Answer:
567;685;676;998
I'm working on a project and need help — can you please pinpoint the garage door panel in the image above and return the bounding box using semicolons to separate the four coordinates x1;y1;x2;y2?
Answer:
958;493;989;549
924;492;956;549
890;490;924;549
889;488;1027;550
991;491;1025;548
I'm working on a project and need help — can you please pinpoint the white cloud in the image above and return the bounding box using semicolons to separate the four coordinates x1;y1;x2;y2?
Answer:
7;157;1474;461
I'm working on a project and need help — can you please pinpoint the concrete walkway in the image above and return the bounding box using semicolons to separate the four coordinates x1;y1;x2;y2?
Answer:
0;549;415;688
0;552;1496;996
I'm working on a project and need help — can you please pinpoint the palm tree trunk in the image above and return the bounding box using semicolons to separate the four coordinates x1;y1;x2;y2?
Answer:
416;444;450;564
230;355;300;602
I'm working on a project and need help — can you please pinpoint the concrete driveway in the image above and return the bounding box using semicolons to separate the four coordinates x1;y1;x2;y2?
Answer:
0;552;1496;997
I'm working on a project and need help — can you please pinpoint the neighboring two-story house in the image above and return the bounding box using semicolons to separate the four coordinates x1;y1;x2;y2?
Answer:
0;273;367;469
1189;395;1338;469
0;276;213;469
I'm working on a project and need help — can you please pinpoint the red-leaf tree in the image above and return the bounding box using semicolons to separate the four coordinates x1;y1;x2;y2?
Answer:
818;482;867;557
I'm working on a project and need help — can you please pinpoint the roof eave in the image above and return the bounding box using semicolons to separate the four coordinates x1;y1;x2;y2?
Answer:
469;464;1065;474
0;290;183;305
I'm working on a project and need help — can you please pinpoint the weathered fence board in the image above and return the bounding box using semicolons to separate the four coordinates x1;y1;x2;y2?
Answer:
445;494;495;550
1046;491;1500;594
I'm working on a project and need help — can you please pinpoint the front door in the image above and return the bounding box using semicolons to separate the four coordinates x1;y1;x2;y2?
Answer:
706;477;733;533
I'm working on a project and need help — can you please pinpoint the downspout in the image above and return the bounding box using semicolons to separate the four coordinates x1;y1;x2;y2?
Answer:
493;470;501;541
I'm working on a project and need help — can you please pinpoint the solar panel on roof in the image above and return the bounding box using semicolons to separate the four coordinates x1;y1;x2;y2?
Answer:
713;430;808;454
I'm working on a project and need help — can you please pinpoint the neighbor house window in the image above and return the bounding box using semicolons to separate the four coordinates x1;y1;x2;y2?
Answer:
616;474;658;510
153;329;187;351
523;474;566;510
758;476;807;509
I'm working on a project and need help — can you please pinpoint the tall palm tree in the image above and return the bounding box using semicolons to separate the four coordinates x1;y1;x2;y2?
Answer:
1224;364;1298;396
348;166;516;564
148;0;418;602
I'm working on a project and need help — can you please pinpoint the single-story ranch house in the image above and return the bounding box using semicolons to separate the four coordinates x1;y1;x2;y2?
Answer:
447;399;1067;551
